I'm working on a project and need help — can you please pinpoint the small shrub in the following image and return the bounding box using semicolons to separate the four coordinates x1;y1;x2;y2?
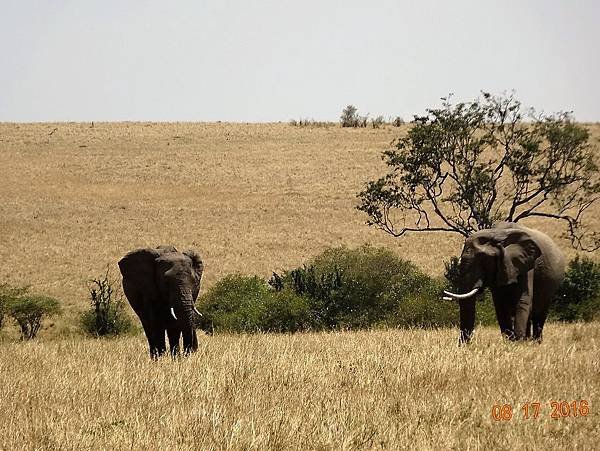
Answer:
7;295;61;340
392;116;405;127
81;271;134;337
371;116;385;129
341;105;359;127
552;256;600;321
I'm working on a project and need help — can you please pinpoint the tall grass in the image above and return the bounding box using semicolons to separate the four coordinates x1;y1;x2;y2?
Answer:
0;323;598;449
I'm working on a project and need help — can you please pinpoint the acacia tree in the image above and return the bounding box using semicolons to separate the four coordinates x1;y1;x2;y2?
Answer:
8;295;61;340
357;93;600;250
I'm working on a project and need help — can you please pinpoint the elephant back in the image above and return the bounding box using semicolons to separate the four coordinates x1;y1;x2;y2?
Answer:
523;227;566;281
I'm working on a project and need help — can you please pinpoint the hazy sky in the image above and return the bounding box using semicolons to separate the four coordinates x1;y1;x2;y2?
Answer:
1;0;599;122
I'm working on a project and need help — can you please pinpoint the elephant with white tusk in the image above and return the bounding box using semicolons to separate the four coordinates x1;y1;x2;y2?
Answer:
444;222;565;344
118;245;204;358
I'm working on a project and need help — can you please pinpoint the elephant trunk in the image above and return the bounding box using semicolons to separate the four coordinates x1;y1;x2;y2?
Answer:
450;280;483;344
459;298;476;344
179;298;198;355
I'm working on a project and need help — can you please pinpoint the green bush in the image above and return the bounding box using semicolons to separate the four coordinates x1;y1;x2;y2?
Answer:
7;295;61;340
261;290;314;333
551;256;600;322
340;105;368;128
271;245;444;330
81;272;134;337
198;275;313;333
389;278;458;328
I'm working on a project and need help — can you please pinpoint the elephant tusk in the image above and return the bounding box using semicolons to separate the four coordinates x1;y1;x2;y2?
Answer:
170;308;178;320
443;287;480;299
442;296;455;301
193;307;203;317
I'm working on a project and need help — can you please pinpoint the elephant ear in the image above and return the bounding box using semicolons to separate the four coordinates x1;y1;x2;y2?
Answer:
118;248;161;312
183;249;203;275
183;249;204;301
495;230;541;285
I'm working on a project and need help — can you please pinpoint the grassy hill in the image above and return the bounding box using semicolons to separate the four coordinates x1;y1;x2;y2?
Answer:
1;122;598;333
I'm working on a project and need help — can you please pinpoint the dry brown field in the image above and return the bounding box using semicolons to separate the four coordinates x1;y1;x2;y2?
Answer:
0;324;598;449
0;122;599;449
1;122;599;334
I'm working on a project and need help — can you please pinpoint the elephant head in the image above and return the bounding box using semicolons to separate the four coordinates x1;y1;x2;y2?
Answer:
443;223;541;343
119;246;204;357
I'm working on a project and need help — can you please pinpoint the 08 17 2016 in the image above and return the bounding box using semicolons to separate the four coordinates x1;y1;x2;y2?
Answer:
491;400;590;421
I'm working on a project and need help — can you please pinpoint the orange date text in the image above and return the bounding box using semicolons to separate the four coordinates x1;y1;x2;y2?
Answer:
491;400;589;421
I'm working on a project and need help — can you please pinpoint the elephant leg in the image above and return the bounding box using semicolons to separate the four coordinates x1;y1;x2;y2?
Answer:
458;298;476;344
151;326;167;358
530;276;560;343
167;327;181;357
491;287;515;340
146;310;167;358
514;271;534;340
133;302;164;359
182;327;198;355
138;317;158;358
531;314;546;342
192;330;198;350
525;317;532;339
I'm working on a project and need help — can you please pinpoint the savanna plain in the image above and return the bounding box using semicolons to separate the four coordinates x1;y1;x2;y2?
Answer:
1;122;599;449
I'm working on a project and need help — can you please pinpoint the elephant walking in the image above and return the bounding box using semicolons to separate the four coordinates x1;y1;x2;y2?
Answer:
443;222;565;343
118;246;204;358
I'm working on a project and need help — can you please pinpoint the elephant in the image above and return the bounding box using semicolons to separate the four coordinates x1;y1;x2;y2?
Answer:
443;222;565;344
118;245;204;358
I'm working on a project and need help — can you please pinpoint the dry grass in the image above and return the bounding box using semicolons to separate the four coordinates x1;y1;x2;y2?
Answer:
1;122;599;335
0;324;598;449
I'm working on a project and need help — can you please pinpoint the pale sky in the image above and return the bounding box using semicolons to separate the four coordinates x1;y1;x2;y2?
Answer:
1;0;599;122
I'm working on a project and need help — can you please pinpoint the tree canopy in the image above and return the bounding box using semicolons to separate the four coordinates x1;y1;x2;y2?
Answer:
357;93;600;250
